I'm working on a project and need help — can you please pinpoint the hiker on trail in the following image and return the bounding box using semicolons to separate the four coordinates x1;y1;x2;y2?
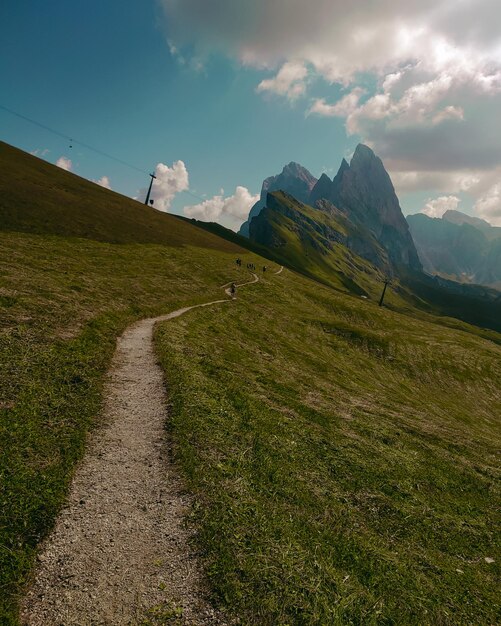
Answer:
230;283;236;298
263;266;267;273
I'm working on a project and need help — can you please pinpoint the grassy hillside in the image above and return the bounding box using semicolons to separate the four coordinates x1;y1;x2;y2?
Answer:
0;143;262;623
0;234;274;624
155;268;501;625
0;141;243;250
0;231;263;624
1;144;500;624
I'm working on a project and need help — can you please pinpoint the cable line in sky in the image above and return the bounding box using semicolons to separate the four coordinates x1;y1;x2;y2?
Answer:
0;103;207;203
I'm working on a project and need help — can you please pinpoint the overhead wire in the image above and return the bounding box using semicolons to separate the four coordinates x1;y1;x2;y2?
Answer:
0;103;207;203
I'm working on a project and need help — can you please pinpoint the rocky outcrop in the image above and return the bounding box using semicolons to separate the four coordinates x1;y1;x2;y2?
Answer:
238;162;317;237
241;144;421;272
309;144;422;270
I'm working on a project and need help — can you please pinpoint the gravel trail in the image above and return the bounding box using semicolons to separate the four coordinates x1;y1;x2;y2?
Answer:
20;295;243;626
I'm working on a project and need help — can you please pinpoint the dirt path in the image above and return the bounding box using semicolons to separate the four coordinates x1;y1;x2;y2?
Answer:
224;272;258;297
21;275;260;625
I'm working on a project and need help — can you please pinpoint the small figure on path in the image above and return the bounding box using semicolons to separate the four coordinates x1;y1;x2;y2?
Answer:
263;265;267;273
230;282;237;298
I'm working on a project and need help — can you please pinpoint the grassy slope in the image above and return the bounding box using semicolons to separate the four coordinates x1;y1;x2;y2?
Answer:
0;141;236;250
0;143;261;623
2;143;500;624
156;270;500;625
254;202;387;299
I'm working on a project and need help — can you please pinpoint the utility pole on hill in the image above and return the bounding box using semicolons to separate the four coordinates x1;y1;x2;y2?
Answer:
379;279;390;307
144;172;156;206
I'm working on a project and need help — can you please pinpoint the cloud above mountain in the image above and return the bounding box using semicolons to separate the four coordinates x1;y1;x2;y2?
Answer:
421;195;460;219
183;186;259;228
56;156;72;171
160;0;501;220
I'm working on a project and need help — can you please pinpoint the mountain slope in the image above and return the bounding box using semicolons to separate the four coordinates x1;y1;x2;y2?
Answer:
0;141;243;251
309;144;422;271
250;191;501;332
249;190;388;297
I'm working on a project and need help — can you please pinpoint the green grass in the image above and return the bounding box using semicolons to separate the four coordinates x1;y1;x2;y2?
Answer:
0;141;242;251
1;142;500;625
0;229;261;623
155;268;501;625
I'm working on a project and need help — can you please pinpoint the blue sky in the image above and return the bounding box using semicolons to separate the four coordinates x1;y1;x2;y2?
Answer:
1;0;500;228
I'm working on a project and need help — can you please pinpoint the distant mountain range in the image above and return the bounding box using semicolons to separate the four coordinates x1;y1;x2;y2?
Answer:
407;210;501;289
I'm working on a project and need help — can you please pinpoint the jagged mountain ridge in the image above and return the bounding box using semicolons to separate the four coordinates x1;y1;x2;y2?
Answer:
442;209;501;240
308;144;421;271
407;212;501;289
242;144;421;273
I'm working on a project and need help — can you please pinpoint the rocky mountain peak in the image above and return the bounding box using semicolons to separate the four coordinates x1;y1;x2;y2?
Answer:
308;144;421;270
351;143;376;164
238;162;317;237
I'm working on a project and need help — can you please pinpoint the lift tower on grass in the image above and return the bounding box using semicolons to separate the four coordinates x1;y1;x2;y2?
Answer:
379;278;391;307
144;172;156;206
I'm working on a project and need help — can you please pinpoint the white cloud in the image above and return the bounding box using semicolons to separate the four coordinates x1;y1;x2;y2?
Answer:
95;176;111;190
390;170;481;195
161;0;501;222
30;148;50;157
475;183;501;225
184;186;259;229
421;195;460;218
257;61;308;100
56;156;72;171
308;88;365;117
138;161;189;211
160;1;501;84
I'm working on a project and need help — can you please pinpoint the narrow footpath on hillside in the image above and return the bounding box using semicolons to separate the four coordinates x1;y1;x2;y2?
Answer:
20;270;275;626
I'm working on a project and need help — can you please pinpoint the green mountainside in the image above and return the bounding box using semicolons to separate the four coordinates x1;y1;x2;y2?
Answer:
249;190;501;332
249;190;388;297
1;143;500;625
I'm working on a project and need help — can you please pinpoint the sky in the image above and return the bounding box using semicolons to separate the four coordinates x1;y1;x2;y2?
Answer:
1;0;500;228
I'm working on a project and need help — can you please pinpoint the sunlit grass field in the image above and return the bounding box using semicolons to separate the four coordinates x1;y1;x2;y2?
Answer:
155;268;501;625
1;142;500;625
0;230;251;624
